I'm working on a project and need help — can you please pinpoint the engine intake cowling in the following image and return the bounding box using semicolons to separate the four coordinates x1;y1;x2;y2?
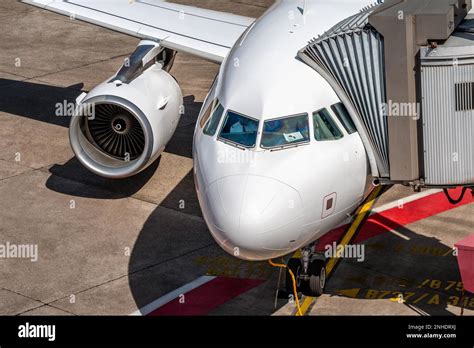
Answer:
70;41;182;179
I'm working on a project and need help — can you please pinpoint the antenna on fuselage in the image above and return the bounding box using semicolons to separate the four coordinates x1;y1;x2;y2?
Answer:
297;0;307;24
302;0;307;24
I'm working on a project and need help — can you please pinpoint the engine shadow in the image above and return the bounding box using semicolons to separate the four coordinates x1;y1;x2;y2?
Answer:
45;156;161;199
0;78;201;159
0;78;83;127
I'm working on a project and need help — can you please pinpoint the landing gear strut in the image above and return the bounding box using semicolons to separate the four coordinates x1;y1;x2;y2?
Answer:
285;244;326;297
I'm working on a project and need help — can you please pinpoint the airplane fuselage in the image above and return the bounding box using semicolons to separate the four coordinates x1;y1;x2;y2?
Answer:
193;0;374;261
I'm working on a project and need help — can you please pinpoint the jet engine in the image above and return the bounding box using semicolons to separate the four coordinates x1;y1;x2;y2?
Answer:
70;40;183;178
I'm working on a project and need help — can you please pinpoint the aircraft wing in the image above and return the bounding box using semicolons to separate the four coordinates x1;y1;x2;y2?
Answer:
21;0;256;63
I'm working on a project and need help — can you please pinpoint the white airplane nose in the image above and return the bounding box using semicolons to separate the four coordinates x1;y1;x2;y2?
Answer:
203;174;305;260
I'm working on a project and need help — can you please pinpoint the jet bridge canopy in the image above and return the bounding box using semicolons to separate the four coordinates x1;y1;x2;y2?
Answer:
299;0;474;188
298;3;388;178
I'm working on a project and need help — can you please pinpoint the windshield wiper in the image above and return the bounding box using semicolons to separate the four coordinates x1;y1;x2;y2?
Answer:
269;141;310;152
219;138;250;150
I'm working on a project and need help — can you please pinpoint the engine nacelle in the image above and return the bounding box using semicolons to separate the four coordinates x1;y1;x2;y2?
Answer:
70;41;183;179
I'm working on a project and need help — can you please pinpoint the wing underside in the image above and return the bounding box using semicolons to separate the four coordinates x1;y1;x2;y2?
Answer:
22;0;256;63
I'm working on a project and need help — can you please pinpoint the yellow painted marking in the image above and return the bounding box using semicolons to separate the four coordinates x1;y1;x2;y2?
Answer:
427;294;440;305
445;280;457;291
336;288;361;298
294;186;384;316
417;279;430;288
412;293;430;304
448;296;460;306
298;296;315;315
330;287;474;308
404;292;416;301
378;290;392;299
442;248;454;256
365;289;379;299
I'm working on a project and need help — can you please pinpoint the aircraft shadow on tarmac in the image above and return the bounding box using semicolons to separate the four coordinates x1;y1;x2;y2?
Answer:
325;213;468;316
127;182;280;315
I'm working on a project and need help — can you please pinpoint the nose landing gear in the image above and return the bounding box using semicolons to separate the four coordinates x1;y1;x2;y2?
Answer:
285;245;326;297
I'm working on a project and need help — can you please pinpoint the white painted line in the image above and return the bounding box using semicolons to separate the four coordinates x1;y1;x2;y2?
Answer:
388;229;411;240
129;275;216;316
371;189;442;214
365;189;442;241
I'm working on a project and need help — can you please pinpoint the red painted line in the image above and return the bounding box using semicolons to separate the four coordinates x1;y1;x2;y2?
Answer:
149;277;264;316
316;187;472;251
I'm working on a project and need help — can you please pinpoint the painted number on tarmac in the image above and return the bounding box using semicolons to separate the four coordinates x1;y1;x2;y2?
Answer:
417;279;464;292
194;256;272;279
392;243;453;257
362;289;474;308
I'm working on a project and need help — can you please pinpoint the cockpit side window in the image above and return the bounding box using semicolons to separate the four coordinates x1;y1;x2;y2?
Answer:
261;113;310;149
203;103;225;136
331;103;357;134
313;108;344;141
218;111;259;148
199;99;215;129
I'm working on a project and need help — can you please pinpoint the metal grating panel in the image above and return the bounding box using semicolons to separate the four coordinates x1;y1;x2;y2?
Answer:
298;2;389;178
422;62;474;185
455;82;474;111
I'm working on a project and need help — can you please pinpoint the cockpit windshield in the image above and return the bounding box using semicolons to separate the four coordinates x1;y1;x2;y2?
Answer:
261;113;310;148
218;111;259;148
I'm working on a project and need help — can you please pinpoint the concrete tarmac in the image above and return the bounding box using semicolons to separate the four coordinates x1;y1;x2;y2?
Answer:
0;0;472;316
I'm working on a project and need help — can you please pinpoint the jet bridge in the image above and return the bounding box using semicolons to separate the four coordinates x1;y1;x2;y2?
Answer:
299;0;474;190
